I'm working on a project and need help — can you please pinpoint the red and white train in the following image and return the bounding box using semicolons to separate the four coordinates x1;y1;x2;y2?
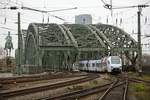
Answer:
78;56;122;73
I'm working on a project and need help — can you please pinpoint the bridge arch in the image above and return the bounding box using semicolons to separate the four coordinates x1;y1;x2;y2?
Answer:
23;23;138;72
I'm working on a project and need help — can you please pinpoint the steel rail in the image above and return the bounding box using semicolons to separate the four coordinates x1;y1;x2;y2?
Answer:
98;79;119;100
0;74;98;98
129;77;150;84
40;80;125;100
123;79;128;100
42;83;112;100
0;73;87;84
117;75;150;84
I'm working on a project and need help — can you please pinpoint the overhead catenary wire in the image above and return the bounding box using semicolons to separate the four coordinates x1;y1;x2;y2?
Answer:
0;26;17;32
106;4;150;10
144;0;150;4
0;6;77;22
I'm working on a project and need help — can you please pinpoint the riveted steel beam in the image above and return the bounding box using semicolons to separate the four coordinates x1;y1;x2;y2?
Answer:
112;47;138;52
85;25;106;48
56;24;71;44
89;25;114;48
78;48;105;51
39;45;76;51
60;25;78;48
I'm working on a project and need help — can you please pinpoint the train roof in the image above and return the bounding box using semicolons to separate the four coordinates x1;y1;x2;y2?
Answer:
79;60;101;63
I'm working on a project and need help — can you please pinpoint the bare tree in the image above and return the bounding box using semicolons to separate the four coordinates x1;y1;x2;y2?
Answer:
0;46;6;58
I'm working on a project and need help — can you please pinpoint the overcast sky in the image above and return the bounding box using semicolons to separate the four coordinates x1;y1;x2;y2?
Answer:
0;0;150;56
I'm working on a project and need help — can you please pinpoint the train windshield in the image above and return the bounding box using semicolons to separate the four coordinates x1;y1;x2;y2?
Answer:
111;56;121;64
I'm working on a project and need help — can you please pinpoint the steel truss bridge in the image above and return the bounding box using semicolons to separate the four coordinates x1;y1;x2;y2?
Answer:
18;23;138;73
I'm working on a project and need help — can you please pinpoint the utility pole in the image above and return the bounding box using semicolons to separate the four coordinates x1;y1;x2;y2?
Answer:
18;12;21;75
137;7;142;75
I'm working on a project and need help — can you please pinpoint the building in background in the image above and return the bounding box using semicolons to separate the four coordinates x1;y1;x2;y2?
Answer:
75;14;92;24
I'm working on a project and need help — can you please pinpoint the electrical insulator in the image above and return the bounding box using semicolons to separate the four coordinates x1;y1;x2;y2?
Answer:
104;4;112;9
9;6;18;10
106;17;108;24
145;17;147;24
120;18;122;26
138;5;149;8
47;16;49;23
116;18;118;25
42;15;44;23
4;17;7;24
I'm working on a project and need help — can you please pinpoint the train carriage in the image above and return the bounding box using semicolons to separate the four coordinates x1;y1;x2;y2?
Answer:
78;56;122;73
106;56;122;72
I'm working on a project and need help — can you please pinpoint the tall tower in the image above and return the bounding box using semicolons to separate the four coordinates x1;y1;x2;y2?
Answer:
75;14;92;24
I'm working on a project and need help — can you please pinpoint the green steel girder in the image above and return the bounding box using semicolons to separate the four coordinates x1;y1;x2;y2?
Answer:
37;23;71;46
24;24;39;66
93;24;137;52
63;24;104;49
60;24;78;48
89;25;114;48
40;46;105;51
85;25;106;48
23;23;138;71
112;47;138;52
56;24;71;44
39;45;76;51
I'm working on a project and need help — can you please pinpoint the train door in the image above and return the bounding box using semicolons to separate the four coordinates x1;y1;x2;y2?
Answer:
88;61;92;71
107;59;111;72
101;57;107;72
96;61;100;72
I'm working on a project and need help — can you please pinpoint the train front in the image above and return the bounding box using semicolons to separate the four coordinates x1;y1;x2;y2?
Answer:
107;56;122;73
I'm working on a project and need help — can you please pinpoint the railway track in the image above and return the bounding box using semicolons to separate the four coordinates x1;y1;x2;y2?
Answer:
116;74;150;84
0;72;87;84
0;73;99;99
39;79;127;100
38;74;133;100
129;77;150;84
97;78;128;100
96;73;150;100
1;72;149;100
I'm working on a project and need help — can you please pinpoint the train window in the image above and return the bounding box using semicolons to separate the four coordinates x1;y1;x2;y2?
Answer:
111;57;121;64
79;63;83;67
87;63;89;67
92;63;95;67
108;61;110;64
96;63;100;67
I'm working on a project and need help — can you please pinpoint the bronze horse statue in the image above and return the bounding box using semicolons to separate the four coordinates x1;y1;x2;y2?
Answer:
4;31;13;56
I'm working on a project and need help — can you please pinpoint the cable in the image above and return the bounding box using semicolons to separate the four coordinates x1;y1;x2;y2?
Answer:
101;0;109;5
0;6;77;21
0;26;17;31
144;0;150;4
28;6;101;9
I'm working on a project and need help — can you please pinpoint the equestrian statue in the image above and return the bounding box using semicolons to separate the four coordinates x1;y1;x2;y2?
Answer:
4;31;14;56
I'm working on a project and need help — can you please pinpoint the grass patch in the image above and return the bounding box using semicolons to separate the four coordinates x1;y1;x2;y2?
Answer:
89;80;98;86
131;83;147;92
67;85;84;91
127;72;150;81
135;92;150;100
140;75;150;80
129;83;150;100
